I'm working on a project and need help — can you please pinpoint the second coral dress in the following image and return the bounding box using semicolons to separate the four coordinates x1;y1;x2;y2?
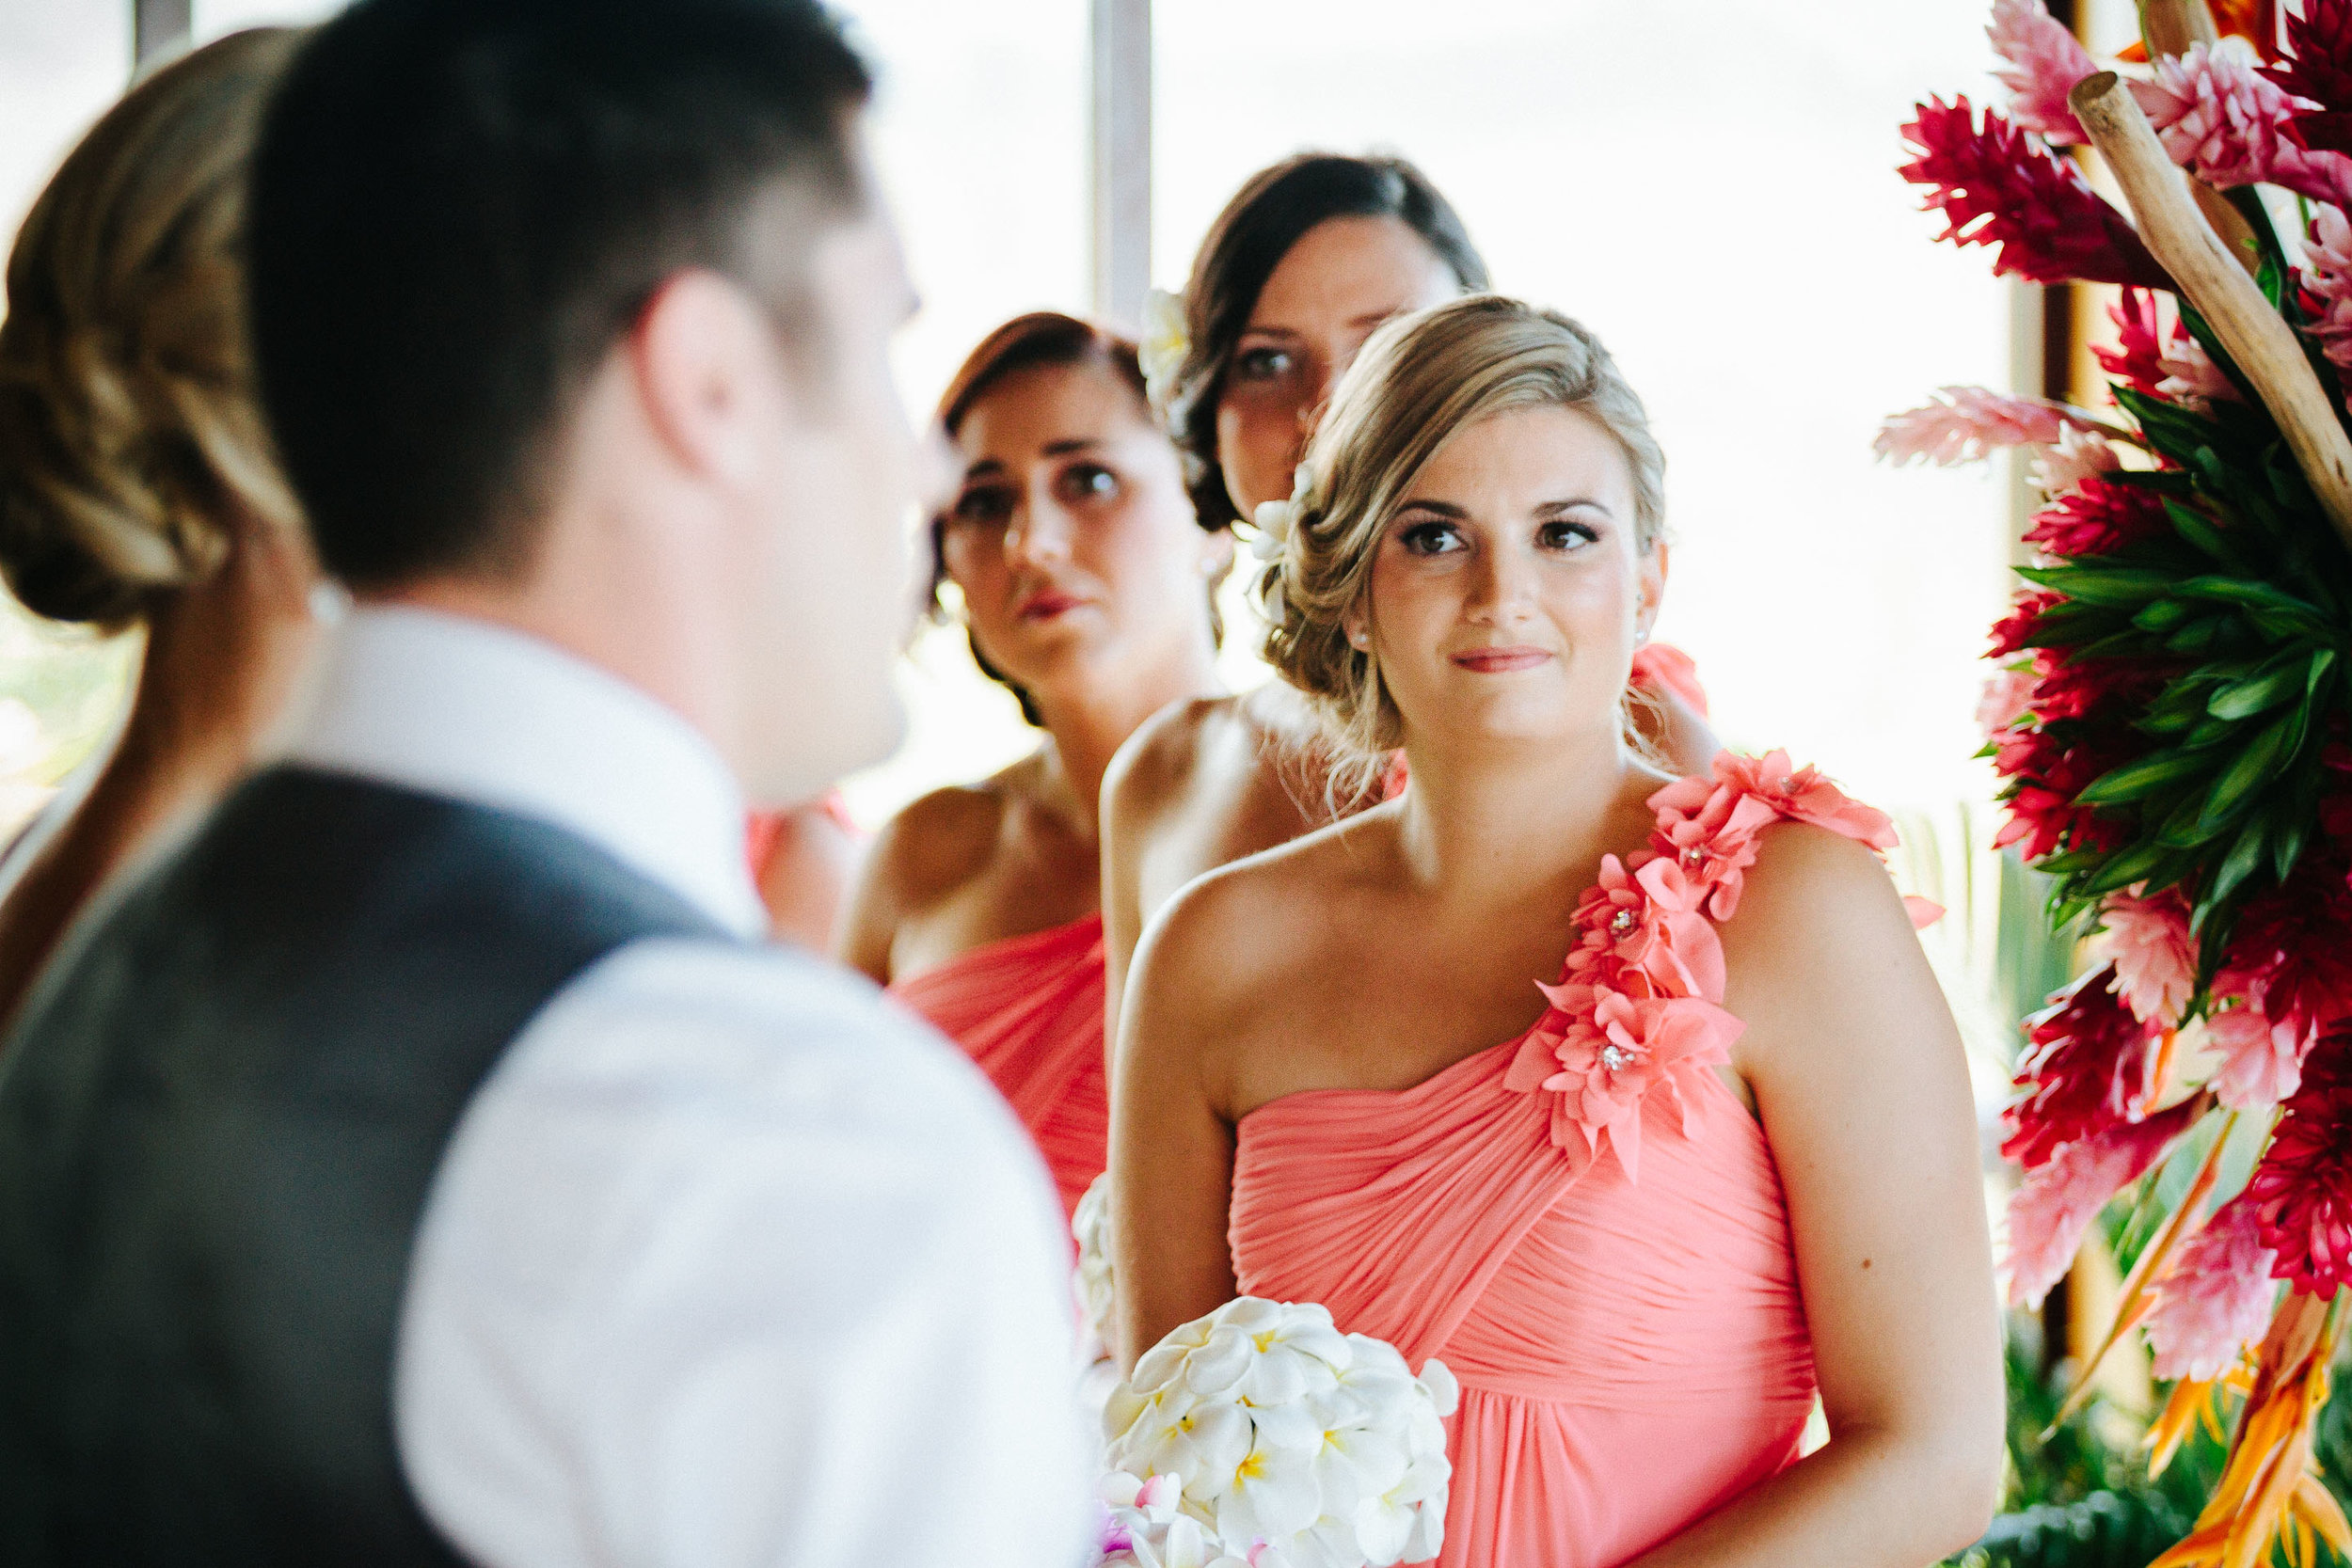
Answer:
892;913;1108;1223
1228;752;1902;1568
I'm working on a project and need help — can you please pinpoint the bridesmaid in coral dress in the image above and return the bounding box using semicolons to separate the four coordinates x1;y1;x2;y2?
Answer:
1103;153;1717;1017
840;313;1230;1221
1113;296;2003;1566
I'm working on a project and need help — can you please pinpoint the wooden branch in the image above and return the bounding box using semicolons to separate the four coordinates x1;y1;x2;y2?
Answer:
2135;0;2262;276
2071;71;2352;551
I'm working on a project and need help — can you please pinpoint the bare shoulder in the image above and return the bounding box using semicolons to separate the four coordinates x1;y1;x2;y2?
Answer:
1104;694;1243;830
861;775;1012;917
1720;820;1911;952
1125;811;1384;1048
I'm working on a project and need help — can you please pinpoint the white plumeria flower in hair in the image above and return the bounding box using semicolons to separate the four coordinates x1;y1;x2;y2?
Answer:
1140;287;1189;416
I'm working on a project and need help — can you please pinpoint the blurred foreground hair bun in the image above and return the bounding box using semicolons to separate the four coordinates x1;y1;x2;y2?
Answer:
0;27;304;630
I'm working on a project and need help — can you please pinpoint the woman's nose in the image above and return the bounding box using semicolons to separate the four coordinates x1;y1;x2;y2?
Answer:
1467;546;1536;624
1005;493;1073;568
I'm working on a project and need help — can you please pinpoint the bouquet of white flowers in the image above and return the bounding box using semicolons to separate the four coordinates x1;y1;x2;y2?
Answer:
1098;1296;1456;1568
1073;1172;1116;1360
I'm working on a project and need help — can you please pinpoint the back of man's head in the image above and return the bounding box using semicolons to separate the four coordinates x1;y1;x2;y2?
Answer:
247;0;873;592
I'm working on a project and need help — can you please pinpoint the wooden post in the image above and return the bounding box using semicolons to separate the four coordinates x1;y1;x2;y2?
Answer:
1089;0;1151;329
133;0;191;69
2071;71;2352;550
2137;0;2264;277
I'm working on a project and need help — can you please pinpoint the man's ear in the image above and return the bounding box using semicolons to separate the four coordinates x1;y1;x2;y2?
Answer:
627;269;787;488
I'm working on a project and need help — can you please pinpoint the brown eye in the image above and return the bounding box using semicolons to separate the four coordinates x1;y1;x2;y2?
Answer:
1398;520;1463;556
1055;464;1120;505
1233;347;1296;382
949;485;1013;528
1539;520;1598;551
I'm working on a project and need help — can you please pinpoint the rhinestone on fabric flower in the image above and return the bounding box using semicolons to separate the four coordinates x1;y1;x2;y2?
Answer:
1681;846;1705;866
1610;909;1636;935
1600;1044;1629;1070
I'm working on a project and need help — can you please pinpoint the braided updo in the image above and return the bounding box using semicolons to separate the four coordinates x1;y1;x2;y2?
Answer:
1261;295;1666;771
0;27;303;631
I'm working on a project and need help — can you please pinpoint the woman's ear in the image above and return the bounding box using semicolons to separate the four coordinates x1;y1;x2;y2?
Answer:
1635;540;1668;644
1202;527;1236;578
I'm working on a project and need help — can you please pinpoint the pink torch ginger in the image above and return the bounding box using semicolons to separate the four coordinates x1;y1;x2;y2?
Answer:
2143;1195;2279;1382
1989;0;2099;144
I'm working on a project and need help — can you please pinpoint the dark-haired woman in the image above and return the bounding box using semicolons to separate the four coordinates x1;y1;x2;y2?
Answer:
1104;152;1718;1015
839;312;1230;1220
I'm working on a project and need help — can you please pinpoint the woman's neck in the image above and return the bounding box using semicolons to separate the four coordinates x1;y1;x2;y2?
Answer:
1393;724;1661;909
1029;641;1224;834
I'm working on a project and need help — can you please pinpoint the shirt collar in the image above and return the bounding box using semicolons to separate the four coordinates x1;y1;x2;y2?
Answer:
283;604;769;940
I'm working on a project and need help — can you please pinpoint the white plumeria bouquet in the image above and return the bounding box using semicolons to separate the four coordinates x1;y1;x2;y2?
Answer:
1072;1173;1116;1360
1098;1296;1457;1568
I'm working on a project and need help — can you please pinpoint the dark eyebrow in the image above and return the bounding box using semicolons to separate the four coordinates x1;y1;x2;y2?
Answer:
1236;325;1304;341
961;457;1006;482
1393;499;1468;518
1537;498;1615;517
1041;437;1104;457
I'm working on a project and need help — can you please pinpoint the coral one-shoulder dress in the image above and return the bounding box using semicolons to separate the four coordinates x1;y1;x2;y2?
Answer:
1229;752;1902;1568
892;914;1107;1222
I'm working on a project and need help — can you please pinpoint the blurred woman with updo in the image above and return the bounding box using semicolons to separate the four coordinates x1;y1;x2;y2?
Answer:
0;28;319;1031
1112;296;2000;1566
839;312;1232;1221
1103;152;1716;1017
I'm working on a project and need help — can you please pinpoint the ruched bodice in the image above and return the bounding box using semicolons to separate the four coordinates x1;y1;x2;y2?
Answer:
1232;1041;1814;1567
1225;752;1908;1568
891;914;1106;1222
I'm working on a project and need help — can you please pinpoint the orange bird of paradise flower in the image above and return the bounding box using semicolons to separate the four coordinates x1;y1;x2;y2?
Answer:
2118;0;2280;61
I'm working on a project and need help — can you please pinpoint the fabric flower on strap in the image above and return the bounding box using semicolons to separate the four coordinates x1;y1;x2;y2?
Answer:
1506;750;1905;1183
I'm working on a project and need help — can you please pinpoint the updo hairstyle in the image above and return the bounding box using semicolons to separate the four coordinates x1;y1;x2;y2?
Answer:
0;27;305;631
1263;294;1666;767
1161;153;1486;532
930;310;1220;726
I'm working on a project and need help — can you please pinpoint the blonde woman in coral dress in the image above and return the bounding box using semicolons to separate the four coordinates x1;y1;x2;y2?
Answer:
841;313;1230;1221
1112;296;2004;1567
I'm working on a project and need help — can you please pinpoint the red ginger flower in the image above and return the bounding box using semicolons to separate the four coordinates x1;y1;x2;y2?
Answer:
1990;0;2099;144
2133;42;2352;210
1899;97;2174;290
2248;1032;2352;1296
2216;848;2352;1047
1992;720;2137;861
2025;475;2173;560
2301;206;2352;388
1990;588;2064;658
2003;965;2165;1169
2266;0;2352;154
2095;289;2171;397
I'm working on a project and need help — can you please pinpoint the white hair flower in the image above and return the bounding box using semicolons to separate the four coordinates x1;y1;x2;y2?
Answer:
1101;1296;1454;1568
1140;287;1189;416
1249;465;1317;563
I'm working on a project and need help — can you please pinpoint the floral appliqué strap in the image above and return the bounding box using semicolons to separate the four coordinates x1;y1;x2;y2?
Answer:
1502;750;1928;1182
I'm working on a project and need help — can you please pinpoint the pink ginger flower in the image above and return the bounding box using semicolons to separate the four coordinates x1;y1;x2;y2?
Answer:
1990;0;2100;144
2132;41;2352;210
2004;1099;2202;1307
2143;1195;2279;1382
2097;890;2198;1029
2248;1034;2352;1297
2028;425;2121;499
2096;289;2169;395
2156;331;2243;406
2204;991;2312;1110
1977;663;2038;740
1874;386;2084;466
2302;204;2352;380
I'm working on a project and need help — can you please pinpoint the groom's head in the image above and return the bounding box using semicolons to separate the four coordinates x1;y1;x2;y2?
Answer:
249;0;926;803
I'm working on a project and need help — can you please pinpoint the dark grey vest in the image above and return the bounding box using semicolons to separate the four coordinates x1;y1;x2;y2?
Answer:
0;766;732;1563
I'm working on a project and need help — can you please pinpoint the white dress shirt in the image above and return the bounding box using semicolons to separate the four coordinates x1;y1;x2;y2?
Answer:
283;607;1091;1568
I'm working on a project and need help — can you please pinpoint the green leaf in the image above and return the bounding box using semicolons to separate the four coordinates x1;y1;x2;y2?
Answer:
2156;789;2226;849
2016;563;2179;608
2195;710;2296;833
2170;574;2327;620
2076;748;2216;806
2207;824;2270;909
2084;839;2171;897
2132;594;2200;632
2163;615;2240;657
2272;816;2311;883
2207;653;2309;721
2162;501;2245;568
